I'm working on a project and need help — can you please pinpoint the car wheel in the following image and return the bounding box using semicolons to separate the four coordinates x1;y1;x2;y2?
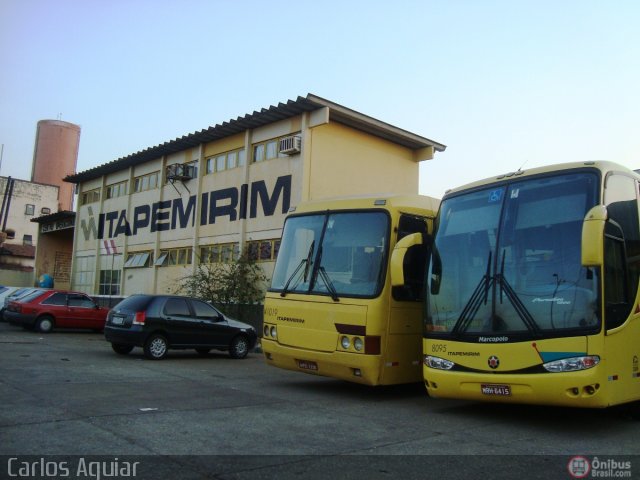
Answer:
195;348;211;355
144;334;168;360
229;335;250;359
36;315;54;333
111;343;134;355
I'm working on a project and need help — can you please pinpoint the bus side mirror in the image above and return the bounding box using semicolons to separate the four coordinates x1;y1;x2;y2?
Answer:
582;205;607;267
390;232;423;287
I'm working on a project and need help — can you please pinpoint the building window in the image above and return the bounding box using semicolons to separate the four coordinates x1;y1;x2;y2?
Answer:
199;243;239;264
123;251;153;268
134;172;160;193
253;144;266;163
41;207;51;214
106;180;128;199
25;204;35;215
252;135;296;163
205;148;245;175
23;234;32;246
80;188;101;205
99;269;121;295
74;255;96;292
247;239;281;262
185;160;198;179
155;247;193;267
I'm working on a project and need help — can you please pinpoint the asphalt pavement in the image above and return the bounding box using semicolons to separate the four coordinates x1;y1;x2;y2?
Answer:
1;322;638;479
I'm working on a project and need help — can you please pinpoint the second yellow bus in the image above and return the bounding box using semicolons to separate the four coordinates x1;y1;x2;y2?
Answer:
262;194;438;385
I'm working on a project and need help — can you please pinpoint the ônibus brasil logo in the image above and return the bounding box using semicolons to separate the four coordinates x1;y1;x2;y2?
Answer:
568;456;591;478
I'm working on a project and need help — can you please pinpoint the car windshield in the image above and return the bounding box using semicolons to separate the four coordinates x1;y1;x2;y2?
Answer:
270;211;389;298
426;171;600;339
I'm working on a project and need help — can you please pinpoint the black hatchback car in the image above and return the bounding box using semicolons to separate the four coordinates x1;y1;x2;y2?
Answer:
104;294;257;360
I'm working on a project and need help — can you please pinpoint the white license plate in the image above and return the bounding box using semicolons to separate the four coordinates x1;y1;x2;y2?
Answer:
297;360;318;371
112;316;125;325
481;384;511;396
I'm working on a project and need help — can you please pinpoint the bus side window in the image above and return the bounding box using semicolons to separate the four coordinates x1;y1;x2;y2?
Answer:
603;174;640;330
393;215;429;302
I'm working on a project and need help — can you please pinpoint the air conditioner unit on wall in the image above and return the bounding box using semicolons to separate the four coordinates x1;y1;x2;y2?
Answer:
166;163;194;181
279;136;301;155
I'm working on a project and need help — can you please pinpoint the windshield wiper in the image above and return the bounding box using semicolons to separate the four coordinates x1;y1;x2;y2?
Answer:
280;241;314;297
309;246;339;301
452;251;492;335
318;266;339;302
496;251;541;335
450;250;543;336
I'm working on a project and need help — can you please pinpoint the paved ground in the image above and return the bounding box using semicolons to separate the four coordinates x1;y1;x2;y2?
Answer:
0;322;638;479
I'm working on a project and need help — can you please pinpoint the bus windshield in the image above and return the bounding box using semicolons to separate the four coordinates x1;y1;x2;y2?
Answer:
271;211;389;298
426;172;600;339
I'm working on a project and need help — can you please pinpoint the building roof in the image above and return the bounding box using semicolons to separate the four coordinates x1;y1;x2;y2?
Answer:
30;210;76;224
0;243;35;258
63;94;446;183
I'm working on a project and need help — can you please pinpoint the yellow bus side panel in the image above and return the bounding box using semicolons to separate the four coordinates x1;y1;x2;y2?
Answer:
596;314;640;406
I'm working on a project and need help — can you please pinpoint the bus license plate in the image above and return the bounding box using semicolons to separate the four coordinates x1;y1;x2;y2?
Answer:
297;360;318;371
481;384;511;396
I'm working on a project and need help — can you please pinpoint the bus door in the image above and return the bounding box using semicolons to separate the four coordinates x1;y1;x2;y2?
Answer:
384;214;430;383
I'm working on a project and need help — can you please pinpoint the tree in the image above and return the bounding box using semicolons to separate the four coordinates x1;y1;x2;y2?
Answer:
175;254;268;306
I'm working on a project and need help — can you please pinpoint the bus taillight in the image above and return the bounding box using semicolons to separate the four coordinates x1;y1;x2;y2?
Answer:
365;336;381;355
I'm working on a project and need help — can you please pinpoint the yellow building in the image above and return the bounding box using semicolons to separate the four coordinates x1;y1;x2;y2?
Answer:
64;94;446;296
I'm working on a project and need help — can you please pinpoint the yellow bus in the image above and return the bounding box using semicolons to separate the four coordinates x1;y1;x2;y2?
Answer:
262;194;439;385
423;161;640;408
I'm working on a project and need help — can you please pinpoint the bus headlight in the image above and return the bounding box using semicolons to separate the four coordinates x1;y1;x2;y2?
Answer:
424;355;455;370
543;355;600;373
353;337;364;351
270;326;277;339
263;325;270;337
341;336;351;349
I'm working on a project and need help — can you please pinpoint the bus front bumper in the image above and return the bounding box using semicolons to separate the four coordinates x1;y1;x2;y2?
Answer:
424;367;609;408
262;338;386;386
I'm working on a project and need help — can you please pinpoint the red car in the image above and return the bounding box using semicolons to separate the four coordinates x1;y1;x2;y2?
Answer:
5;289;110;333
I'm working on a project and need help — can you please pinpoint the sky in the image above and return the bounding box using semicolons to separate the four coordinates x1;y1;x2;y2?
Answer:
0;0;638;199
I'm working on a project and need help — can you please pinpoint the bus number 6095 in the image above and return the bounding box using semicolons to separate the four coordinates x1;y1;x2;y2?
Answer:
431;344;447;353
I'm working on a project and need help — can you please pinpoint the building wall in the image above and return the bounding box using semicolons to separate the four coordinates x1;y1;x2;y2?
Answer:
34;228;74;291
0;177;60;286
0;177;60;243
308;122;420;199
0;268;35;287
70;113;431;296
